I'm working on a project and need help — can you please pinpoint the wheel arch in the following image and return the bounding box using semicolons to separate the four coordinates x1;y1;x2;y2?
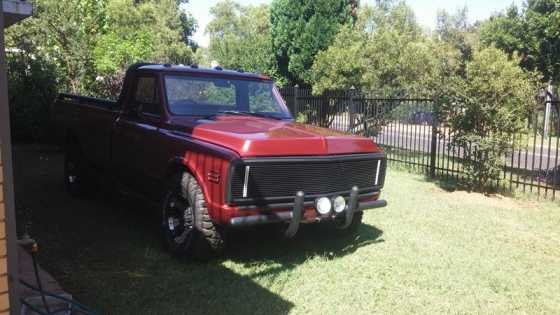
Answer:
164;157;210;204
65;128;79;147
164;154;225;225
164;157;191;180
64;128;86;159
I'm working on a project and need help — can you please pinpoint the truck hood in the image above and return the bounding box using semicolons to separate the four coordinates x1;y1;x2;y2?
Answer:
171;116;382;157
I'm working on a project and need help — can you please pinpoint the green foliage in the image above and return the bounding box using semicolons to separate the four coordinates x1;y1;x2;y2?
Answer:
436;7;480;73
6;0;196;98
5;0;197;141
295;112;307;123
311;4;460;96
271;0;355;85
7;52;58;142
91;0;195;97
311;4;540;192
206;1;282;84
177;0;198;48
479;0;560;84
5;0;104;141
192;47;211;67
440;47;539;190
6;0;107;93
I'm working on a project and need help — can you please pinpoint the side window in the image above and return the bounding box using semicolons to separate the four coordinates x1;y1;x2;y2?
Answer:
134;76;161;116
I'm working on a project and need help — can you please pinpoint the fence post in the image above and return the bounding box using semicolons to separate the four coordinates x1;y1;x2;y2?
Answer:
293;84;299;118
429;99;438;178
348;86;356;132
544;81;554;137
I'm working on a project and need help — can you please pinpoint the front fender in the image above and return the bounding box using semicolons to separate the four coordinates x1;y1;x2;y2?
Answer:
160;129;242;225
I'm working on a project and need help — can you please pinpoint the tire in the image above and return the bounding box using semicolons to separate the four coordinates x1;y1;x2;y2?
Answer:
330;211;363;236
161;172;225;260
64;142;88;197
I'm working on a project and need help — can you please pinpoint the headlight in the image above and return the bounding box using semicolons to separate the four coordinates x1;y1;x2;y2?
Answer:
315;197;332;215
333;196;346;213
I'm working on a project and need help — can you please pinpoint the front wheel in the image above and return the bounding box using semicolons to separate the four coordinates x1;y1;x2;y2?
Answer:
330;211;363;236
161;172;225;260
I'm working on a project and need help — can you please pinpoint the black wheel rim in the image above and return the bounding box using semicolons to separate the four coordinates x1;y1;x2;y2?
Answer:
164;191;195;245
65;160;78;185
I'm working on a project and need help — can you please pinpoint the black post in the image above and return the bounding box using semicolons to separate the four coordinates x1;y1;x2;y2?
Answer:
429;99;438;178
284;191;304;238
293;84;299;117
348;86;356;133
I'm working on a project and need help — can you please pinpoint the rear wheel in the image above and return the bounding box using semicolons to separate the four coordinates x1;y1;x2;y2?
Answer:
64;142;88;197
161;172;225;260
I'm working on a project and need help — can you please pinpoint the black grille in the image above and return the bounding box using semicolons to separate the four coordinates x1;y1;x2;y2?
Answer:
229;154;386;205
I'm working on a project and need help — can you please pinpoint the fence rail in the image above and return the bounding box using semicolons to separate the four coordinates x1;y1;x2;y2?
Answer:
279;86;560;200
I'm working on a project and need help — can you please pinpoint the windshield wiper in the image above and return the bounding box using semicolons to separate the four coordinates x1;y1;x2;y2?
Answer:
245;112;285;120
203;110;250;119
204;110;284;120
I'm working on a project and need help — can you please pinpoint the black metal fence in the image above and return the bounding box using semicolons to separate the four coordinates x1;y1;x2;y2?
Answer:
279;86;560;200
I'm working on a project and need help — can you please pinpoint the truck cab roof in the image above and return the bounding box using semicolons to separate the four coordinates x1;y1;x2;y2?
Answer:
137;64;272;81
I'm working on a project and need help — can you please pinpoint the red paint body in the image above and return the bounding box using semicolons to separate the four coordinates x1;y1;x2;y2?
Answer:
53;64;384;225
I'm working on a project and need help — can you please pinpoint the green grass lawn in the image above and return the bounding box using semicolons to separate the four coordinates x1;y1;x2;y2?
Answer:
14;148;560;314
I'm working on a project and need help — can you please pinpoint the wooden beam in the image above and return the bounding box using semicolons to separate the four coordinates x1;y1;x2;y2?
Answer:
0;1;21;312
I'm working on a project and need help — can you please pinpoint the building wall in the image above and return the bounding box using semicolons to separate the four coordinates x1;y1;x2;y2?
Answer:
0;3;19;313
0;148;8;313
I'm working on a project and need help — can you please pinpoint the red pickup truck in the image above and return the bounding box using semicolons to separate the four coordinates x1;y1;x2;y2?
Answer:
53;63;387;259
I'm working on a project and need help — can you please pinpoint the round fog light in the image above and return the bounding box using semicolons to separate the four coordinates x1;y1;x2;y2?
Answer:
333;196;346;213
315;197;332;215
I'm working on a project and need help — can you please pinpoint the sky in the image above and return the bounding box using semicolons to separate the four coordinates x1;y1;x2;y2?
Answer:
189;0;524;48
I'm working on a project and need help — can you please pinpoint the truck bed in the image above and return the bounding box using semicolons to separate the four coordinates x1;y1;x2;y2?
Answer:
53;93;120;170
57;93;117;109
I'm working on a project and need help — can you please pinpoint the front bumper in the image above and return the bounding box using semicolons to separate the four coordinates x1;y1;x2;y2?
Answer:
228;187;387;237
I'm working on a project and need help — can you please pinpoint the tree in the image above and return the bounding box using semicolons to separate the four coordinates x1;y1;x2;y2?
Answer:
177;0;198;49
479;0;560;85
6;52;58;142
436;7;480;70
311;4;456;96
206;1;282;84
92;0;195;97
271;0;355;86
440;46;539;190
5;0;198;142
6;0;107;93
308;4;459;135
6;0;197;98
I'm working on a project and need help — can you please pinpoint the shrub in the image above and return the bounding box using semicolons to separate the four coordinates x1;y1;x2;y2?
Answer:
440;46;539;190
89;70;125;100
7;52;58;142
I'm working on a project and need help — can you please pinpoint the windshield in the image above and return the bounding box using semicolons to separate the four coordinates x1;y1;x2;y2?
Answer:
164;75;292;119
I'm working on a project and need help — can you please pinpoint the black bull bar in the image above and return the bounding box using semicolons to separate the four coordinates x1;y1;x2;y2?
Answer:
229;186;387;238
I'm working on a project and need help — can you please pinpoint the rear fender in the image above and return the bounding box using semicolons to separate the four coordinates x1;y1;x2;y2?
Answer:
65;130;84;157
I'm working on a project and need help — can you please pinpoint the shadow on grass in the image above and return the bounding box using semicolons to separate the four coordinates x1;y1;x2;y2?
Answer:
225;223;383;277
12;146;383;315
412;172;519;199
418;174;463;192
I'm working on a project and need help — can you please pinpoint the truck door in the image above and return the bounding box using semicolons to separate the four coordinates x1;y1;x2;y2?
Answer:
112;74;164;196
